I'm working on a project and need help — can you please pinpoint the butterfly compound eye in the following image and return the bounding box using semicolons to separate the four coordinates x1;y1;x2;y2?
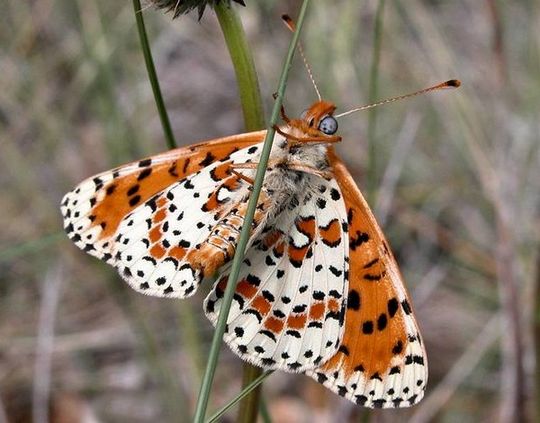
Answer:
318;115;338;135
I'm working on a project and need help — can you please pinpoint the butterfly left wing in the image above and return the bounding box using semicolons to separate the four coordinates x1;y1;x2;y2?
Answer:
305;147;427;408
61;131;266;262
61;131;267;297
205;175;349;372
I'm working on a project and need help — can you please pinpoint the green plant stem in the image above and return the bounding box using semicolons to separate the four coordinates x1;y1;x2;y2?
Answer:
238;364;263;423
192;1;312;421
259;397;272;423
215;2;265;132
366;0;386;205
132;0;177;149
214;3;266;420
207;371;273;423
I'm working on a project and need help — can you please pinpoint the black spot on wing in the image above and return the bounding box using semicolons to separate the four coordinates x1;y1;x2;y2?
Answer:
402;299;412;315
388;298;399;317
350;231;369;250
138;167;152;180
330;188;341;201
362;320;373;334
199;152;216;167
347;290;360;310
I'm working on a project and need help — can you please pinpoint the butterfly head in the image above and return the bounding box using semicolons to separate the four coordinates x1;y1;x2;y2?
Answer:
285;100;341;144
301;101;338;134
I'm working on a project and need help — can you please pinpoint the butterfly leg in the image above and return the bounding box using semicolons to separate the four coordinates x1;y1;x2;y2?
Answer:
286;162;334;179
232;161;333;180
229;162;270;187
230;168;255;185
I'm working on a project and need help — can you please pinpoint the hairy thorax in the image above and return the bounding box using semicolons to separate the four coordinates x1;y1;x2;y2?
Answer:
261;131;330;215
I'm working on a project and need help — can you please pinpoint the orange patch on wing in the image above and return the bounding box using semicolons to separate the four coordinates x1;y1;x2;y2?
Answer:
328;298;340;313
92;164;180;240
264;316;284;333
150;244;166;259
211;162;232;180
149;226;162;243
169;246;186;260
202;177;241;213
273;241;285;257
89;131;266;241
288;244;309;264
201;193;220;212
316;148;412;380
308;298;340;321
252;295;272;316
296;216;316;239
319;219;342;246
262;230;283;248
153;208;167;223
287;313;307;329
217;276;228;291
309;302;325;320
236;279;258;299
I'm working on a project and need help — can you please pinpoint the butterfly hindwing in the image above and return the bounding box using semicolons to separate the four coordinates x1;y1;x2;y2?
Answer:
205;175;349;372
305;148;427;408
61;131;266;297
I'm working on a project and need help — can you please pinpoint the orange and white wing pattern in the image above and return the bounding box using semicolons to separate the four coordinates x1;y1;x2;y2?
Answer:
61;131;265;297
205;174;349;372
305;148;427;408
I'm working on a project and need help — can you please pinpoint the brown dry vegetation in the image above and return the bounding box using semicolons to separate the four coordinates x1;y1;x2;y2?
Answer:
1;0;539;422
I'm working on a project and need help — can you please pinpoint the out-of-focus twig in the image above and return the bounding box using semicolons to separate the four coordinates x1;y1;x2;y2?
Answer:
413;265;448;306
32;263;64;423
375;112;421;225
535;251;540;422
397;202;497;277
485;0;508;84
0;399;8;423
410;313;501;423
495;210;526;423
1;325;133;354
366;0;386;205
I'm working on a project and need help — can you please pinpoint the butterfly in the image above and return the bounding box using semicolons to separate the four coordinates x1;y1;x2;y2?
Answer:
61;77;459;408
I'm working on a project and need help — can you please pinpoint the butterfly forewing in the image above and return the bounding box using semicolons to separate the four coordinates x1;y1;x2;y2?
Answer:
61;131;266;297
205;175;349;372
305;148;427;408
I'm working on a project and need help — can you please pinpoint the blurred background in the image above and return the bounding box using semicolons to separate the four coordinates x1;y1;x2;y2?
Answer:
1;0;539;422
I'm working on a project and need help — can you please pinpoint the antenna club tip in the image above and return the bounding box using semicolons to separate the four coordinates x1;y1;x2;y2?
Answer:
446;79;461;88
281;14;296;31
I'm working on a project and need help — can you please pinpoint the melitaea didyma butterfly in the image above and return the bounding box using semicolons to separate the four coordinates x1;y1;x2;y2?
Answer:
61;71;459;407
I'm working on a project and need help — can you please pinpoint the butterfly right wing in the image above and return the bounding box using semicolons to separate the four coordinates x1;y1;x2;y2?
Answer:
306;148;427;408
204;175;349;372
61;131;266;297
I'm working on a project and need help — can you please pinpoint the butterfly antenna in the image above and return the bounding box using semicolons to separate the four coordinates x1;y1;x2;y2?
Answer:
282;14;322;101
335;79;461;118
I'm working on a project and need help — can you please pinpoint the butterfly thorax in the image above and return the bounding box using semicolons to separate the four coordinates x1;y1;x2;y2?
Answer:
258;100;341;211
